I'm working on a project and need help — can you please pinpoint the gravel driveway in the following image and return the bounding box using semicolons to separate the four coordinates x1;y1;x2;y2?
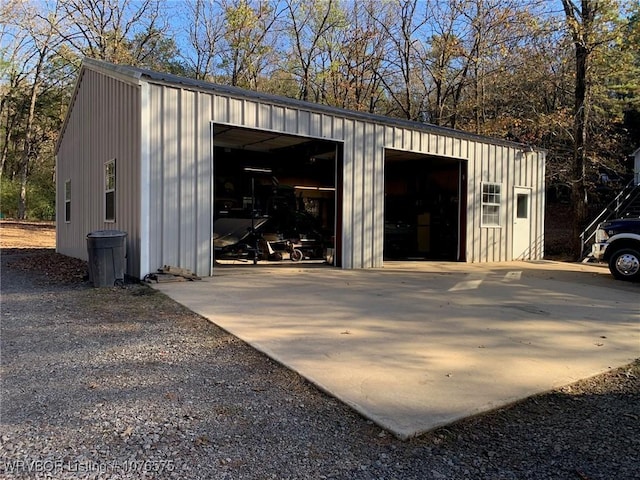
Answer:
1;250;639;480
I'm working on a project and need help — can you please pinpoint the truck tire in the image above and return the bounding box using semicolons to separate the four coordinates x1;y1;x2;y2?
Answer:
608;248;640;281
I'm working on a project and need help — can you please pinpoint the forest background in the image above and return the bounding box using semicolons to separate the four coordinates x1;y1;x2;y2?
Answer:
1;0;639;255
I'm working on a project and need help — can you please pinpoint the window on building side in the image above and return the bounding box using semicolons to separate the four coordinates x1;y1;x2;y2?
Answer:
481;182;501;226
64;180;71;222
105;160;116;221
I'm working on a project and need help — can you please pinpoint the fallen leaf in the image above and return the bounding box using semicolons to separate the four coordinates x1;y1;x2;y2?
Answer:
574;468;590;480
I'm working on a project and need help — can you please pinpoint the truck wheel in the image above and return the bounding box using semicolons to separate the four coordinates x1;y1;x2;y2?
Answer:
608;248;640;281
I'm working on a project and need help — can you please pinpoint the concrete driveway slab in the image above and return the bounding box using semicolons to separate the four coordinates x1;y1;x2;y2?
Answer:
154;261;639;439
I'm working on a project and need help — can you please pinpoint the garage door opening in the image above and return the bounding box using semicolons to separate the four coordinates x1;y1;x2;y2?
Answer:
384;150;467;261
212;125;341;267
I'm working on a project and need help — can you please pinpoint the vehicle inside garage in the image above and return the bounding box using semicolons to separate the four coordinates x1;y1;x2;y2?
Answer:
384;150;466;261
212;125;338;265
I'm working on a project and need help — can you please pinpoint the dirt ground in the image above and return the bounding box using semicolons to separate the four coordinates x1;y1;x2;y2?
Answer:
0;221;56;249
1;222;87;284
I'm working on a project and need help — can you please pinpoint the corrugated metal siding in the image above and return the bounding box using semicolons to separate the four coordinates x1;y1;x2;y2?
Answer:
143;80;545;272
533;151;546;258
56;69;142;277
146;85;213;277
143;85;387;272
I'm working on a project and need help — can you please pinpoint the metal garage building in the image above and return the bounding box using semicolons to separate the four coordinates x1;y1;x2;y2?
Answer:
56;58;545;279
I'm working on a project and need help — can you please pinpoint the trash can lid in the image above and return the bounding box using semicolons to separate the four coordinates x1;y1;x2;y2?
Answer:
87;230;127;238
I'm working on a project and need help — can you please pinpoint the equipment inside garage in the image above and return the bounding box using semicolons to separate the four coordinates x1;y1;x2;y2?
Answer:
384;150;466;261
212;125;338;265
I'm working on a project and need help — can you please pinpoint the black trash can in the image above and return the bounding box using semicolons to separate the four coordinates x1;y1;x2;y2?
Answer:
86;230;127;287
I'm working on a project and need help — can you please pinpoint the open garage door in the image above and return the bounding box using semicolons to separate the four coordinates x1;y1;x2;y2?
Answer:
211;125;340;267
384;149;467;261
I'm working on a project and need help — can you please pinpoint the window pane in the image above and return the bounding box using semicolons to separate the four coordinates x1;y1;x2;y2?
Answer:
105;160;115;221
105;191;115;221
482;183;501;226
482;205;500;226
517;194;528;219
64;180;71;222
105;161;115;190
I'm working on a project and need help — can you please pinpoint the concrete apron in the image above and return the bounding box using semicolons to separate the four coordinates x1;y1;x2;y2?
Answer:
154;261;640;439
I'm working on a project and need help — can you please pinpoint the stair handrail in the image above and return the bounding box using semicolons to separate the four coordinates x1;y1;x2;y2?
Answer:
579;178;640;257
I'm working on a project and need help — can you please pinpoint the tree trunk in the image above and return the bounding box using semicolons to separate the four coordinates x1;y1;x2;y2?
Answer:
17;47;46;219
17;82;38;219
571;41;589;257
561;0;595;258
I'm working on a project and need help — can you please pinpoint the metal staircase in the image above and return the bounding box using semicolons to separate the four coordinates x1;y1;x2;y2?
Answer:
580;178;640;258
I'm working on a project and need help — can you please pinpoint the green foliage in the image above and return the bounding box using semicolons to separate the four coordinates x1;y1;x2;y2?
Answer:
580;1;639;179
220;0;277;89
0;178;20;218
0;176;55;220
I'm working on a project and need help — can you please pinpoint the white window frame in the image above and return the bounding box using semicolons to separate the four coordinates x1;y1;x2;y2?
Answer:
105;159;116;222
64;179;71;223
481;182;502;227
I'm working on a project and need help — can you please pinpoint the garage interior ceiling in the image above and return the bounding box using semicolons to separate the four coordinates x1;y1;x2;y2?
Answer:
385;148;461;166
213;125;314;152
